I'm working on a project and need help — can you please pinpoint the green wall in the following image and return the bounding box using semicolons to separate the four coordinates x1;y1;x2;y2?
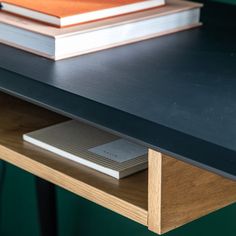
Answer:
1;0;236;235
215;0;236;4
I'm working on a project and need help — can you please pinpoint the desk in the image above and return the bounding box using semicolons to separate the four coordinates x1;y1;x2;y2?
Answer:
0;0;236;234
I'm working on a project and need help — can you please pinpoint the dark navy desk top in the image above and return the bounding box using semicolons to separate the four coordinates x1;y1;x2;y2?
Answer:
1;1;236;180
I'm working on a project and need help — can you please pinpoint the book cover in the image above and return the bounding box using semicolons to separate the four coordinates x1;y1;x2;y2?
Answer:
23;120;148;179
1;0;165;27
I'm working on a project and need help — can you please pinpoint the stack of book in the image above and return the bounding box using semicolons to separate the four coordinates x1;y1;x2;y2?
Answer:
0;0;203;60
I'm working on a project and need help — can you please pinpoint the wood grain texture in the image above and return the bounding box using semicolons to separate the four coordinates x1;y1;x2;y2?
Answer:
148;149;236;234
148;149;162;233
0;92;148;225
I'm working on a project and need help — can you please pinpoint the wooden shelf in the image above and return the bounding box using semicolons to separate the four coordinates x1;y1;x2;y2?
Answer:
1;91;236;234
0;92;147;225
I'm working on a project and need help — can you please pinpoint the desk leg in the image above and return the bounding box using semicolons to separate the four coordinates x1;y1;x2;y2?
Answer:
35;177;58;236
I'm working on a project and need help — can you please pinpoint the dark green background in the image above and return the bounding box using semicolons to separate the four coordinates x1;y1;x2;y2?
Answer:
1;0;236;235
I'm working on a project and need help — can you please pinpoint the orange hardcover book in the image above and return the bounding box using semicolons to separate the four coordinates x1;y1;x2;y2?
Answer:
0;0;165;27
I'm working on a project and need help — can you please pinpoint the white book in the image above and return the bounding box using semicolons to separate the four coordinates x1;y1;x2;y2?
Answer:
23;120;148;179
0;0;202;60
